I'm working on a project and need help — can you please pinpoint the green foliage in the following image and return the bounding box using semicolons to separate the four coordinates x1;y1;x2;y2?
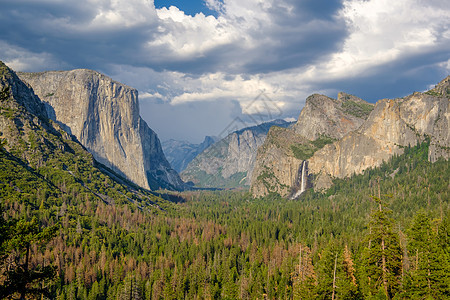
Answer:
342;100;374;118
291;143;316;160
0;211;58;299
425;90;441;97
359;195;402;299
310;135;335;149
316;241;359;299
0;123;448;299
0;86;11;101
291;135;335;160
401;212;450;298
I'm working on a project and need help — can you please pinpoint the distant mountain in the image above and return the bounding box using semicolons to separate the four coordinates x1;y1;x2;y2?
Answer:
18;69;184;191
251;78;450;198
181;119;293;188
162;136;218;173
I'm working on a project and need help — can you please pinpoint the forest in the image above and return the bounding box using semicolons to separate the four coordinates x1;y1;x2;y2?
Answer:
0;139;449;299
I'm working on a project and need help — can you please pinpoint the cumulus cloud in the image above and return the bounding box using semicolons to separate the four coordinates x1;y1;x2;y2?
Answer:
0;0;449;141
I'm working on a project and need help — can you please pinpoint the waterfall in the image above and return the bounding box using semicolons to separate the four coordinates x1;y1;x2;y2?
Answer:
291;160;307;199
300;160;306;194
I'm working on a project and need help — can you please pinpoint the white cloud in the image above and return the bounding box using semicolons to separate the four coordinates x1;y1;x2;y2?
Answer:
315;0;450;79
1;0;449;142
0;41;65;72
89;0;157;28
151;6;239;59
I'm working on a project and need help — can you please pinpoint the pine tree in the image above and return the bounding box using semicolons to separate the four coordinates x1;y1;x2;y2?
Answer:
336;245;359;299
402;212;450;298
360;194;402;299
293;244;316;299
0;214;58;299
316;242;359;299
117;274;143;300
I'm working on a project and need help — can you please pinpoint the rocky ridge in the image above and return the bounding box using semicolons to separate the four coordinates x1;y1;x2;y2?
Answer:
0;61;169;209
309;78;450;189
162;136;218;173
251;93;373;197
18;69;184;190
181;119;292;188
251;77;450;197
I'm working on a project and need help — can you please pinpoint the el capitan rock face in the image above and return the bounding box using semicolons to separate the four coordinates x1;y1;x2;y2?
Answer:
19;70;184;190
251;77;450;197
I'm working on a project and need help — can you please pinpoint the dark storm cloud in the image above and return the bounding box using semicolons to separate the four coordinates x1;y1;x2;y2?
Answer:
0;0;159;71
177;0;348;75
242;19;347;74
1;0;449;143
314;48;450;102
0;0;349;75
289;0;344;20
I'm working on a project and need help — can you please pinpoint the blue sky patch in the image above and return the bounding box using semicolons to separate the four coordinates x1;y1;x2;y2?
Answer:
154;0;218;17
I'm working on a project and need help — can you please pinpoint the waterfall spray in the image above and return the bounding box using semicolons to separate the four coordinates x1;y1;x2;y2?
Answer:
291;160;307;199
300;160;306;194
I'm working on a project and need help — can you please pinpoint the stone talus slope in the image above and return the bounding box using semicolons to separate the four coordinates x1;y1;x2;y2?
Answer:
19;70;183;190
251;93;374;198
181;120;290;188
309;78;450;186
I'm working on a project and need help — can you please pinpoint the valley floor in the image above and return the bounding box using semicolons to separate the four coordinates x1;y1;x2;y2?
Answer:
1;141;449;299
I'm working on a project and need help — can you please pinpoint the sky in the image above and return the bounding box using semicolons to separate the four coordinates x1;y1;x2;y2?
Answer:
0;0;449;143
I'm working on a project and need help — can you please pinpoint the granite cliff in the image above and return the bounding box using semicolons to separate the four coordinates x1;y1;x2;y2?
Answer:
19;69;184;190
251;77;450;197
181;119;291;188
0;61;169;208
309;77;450;190
251;93;373;197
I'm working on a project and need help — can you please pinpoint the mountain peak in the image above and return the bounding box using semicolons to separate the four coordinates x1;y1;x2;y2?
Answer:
0;61;48;119
293;93;372;140
18;67;184;191
429;75;450;96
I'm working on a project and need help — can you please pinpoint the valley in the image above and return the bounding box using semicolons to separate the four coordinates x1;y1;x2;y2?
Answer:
0;60;449;299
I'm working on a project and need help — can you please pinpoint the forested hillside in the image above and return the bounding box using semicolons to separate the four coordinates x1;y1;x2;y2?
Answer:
1;136;448;298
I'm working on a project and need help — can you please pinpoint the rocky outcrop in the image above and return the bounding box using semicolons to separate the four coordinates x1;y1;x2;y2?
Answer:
1;61;169;207
293;93;372;140
162;136;217;173
251;77;449;197
19;69;184;190
251;93;374;198
181;120;291;188
250;126;307;197
309;78;450;189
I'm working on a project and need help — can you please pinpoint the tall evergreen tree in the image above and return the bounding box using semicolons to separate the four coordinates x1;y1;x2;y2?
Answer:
0;214;58;299
316;242;359;299
293;244;316;299
359;194;402;299
402;212;450;298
